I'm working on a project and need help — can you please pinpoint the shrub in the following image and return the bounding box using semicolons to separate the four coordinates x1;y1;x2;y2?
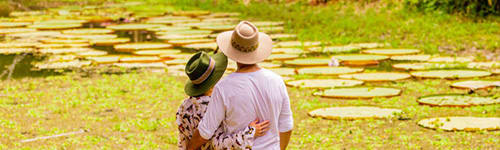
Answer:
405;0;500;17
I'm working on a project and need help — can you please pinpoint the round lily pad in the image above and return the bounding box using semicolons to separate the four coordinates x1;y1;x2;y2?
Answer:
147;26;191;32
29;23;82;30
172;10;210;17
348;43;389;49
36;20;87;24
451;80;500;89
267;68;296;76
157;34;209;40
197;25;235;32
0;48;34;54
308;106;402;120
119;56;162;63
56;34;117;40
164;59;189;65
392;63;467;71
284;58;331;67
274;41;322;48
272;48;303;54
492;69;500;74
106;23;165;31
0;22;31;28
315;87;402;99
362;49;420;56
133;49;182;56
202;18;239;23
297;67;364;75
418;94;500;107
167;39;214;46
35;60;91;70
183;42;217;50
286;79;364;89
418;117;500;131
146;19;200;25
114;43;172;52
36;43;90;49
156;30;212;35
86;56;120;64
0;28;37;34
390;55;431;61
62;29;114;35
333;54;389;62
259;26;284;33
266;54;299;61
467;62;500;69
308;46;361;54
258;62;281;68
251;21;284;27
7;31;61;38
410;70;492;79
429;56;474;63
340;72;411;81
40;38;88;44
38;48;93;54
160;53;193;60
91;38;130;46
76;50;108;57
0;42;37;48
113;62;167;69
269;34;297;40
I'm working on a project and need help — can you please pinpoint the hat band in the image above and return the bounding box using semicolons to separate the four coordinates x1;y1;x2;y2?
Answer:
191;57;216;85
231;38;259;53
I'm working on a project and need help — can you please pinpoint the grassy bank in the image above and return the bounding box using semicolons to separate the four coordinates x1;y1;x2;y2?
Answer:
157;0;500;57
1;72;498;149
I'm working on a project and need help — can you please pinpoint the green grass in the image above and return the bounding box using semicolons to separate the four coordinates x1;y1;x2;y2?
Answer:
153;0;500;56
0;72;498;149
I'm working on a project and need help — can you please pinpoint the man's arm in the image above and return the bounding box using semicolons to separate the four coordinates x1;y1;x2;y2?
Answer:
187;129;209;150
280;130;292;150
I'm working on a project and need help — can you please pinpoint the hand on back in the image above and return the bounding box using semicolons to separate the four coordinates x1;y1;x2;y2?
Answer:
249;118;270;137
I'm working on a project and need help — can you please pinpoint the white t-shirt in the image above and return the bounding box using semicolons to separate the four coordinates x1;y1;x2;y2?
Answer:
198;68;294;150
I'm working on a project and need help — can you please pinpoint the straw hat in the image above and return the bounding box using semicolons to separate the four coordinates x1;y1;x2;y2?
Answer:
184;51;228;96
216;21;273;64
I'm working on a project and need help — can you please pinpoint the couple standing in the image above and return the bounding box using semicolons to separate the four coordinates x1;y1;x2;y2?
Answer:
176;21;294;150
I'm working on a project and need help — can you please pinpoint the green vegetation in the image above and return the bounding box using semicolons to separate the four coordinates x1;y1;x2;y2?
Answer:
405;0;500;17
159;0;500;56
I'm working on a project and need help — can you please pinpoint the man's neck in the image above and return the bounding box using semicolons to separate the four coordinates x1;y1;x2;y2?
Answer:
236;63;261;73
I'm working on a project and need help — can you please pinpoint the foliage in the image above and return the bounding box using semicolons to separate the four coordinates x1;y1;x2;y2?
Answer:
405;0;500;17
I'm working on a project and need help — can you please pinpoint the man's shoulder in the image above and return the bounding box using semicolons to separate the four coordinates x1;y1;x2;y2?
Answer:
260;68;285;81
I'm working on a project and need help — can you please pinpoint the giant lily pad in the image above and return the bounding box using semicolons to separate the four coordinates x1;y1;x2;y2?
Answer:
418;117;500;131
284;58;331;67
267;68;296;76
274;41;322;48
91;38;130;46
62;29;114;35
339;72;411;81
197;25;235;32
429;56;474;63
269;34;297;40
56;34;117;40
392;63;467;70
451;80;500;89
114;43;172;52
76;50;108;57
133;49;182;56
164;59;189;65
0;48;34;54
0;42;37;48
40;38;89;44
38;48;94;54
309;46;361;54
183;42;217;50
119;56;162;63
297;67;364;75
86;56;120;64
0;22;31;28
286;79;363;89
308;106;402;120
0;28;37;34
362;49;420;56
167;39;214;46
34;60;91;70
157;34;209;40
29;23;82;30
7;31;61;38
272;48;304;54
172;10;210;17
113;62;167;69
315;87;402;99
107;23;165;30
390;55;431;61
156;30;212;35
251;21;284;27
348;43;389;49
467;62;500;69
410;70;491;79
417;94;500;107
266;54;299;61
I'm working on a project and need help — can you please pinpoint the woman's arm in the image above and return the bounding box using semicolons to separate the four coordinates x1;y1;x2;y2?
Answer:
210;119;270;150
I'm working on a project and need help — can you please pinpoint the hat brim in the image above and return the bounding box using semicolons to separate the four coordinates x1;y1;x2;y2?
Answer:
184;52;228;97
216;31;273;64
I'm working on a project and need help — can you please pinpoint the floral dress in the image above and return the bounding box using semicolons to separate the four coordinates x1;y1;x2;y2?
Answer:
176;96;256;150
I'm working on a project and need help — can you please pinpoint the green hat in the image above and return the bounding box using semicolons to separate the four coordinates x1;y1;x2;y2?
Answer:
184;51;228;96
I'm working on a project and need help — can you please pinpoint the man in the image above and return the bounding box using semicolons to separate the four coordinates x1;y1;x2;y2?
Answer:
187;21;294;150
